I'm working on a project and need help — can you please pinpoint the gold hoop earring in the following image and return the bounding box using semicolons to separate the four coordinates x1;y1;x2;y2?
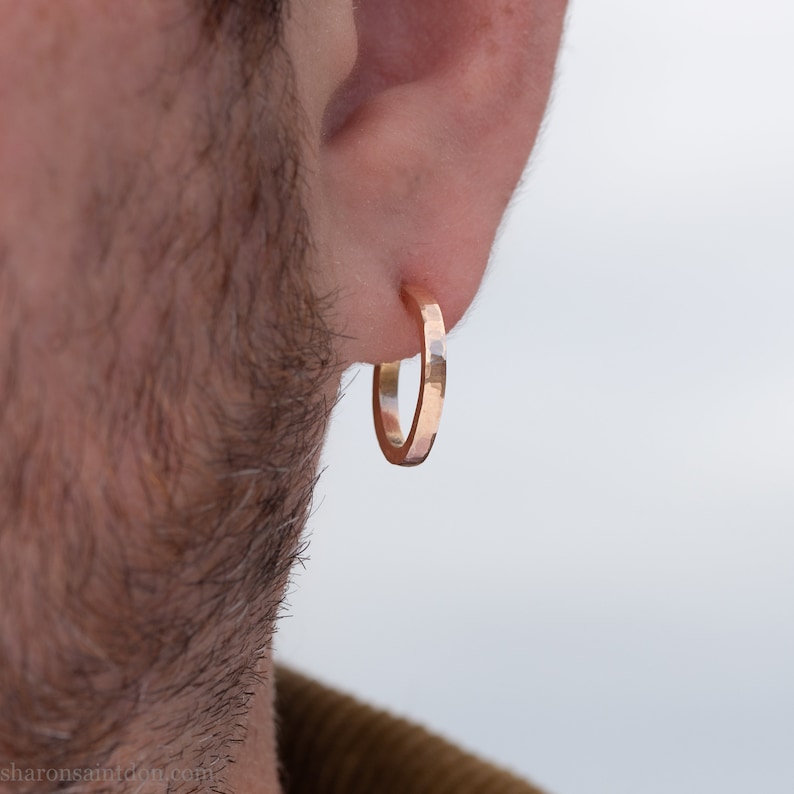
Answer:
373;286;447;466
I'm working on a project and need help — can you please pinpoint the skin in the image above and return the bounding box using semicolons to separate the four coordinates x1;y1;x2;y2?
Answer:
0;0;567;791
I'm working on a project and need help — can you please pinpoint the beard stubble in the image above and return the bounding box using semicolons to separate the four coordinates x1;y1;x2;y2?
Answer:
0;9;337;789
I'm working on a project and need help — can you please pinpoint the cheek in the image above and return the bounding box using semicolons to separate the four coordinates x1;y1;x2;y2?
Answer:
283;0;358;137
0;4;200;340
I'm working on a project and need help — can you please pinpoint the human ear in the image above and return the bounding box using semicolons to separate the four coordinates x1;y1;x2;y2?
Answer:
300;0;567;366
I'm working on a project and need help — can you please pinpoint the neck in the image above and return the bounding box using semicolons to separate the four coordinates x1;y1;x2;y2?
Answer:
223;655;282;794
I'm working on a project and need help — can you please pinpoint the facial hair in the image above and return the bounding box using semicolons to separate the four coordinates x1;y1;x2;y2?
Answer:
0;5;337;788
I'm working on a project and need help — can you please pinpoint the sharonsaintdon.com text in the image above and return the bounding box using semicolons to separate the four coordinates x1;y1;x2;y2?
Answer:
0;763;214;785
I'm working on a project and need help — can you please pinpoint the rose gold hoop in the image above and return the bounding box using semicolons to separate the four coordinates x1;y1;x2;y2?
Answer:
373;286;447;466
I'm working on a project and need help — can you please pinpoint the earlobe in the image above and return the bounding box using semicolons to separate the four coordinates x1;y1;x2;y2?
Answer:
311;0;568;367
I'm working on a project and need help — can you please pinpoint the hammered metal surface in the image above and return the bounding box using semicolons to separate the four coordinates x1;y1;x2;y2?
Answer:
373;286;447;466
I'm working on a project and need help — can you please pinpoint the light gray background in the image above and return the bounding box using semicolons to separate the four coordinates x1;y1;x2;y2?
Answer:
276;2;794;792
